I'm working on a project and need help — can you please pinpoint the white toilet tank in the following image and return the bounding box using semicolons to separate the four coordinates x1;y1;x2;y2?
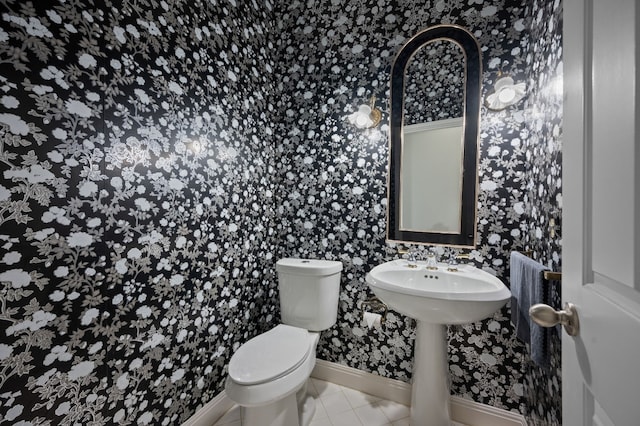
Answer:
276;258;342;331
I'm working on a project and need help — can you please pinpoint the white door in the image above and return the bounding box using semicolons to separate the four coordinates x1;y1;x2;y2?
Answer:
563;0;640;424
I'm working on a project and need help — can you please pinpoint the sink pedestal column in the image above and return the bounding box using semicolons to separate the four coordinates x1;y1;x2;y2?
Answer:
411;321;451;426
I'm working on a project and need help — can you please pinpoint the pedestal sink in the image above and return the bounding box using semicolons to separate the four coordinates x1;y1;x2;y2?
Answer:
365;259;510;426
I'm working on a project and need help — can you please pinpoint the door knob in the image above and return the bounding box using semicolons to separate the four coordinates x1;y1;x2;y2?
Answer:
529;302;580;336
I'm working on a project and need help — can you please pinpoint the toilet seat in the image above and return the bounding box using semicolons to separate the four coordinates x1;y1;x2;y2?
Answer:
228;325;312;385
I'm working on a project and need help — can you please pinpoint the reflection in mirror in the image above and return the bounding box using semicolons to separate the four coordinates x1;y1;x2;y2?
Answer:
403;40;465;125
401;40;466;234
401;118;463;233
388;25;482;247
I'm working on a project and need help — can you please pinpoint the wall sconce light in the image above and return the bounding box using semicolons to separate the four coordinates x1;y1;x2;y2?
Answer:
347;96;382;129
485;74;526;111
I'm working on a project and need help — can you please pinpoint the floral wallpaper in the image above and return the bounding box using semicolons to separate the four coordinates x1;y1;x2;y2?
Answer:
403;39;465;124
521;0;563;424
1;0;563;423
274;0;561;420
0;0;280;424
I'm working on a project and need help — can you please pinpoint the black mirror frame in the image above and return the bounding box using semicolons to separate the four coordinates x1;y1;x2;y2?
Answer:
387;25;482;248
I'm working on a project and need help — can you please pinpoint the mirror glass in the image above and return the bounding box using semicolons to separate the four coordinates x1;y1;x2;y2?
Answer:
401;117;463;233
388;25;482;247
403;40;465;126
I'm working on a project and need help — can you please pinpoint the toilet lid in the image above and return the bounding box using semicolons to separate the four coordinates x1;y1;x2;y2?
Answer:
228;325;311;385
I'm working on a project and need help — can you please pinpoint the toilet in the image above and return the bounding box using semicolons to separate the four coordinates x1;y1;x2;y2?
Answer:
225;258;343;426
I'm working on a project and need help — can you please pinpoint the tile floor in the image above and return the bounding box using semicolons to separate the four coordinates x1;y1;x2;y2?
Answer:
214;378;467;426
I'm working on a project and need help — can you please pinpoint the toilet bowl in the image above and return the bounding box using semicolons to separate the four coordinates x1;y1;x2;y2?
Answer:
225;325;320;426
224;258;342;426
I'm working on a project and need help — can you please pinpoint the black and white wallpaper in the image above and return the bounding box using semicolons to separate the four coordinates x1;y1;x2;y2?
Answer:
0;0;281;423
404;40;465;124
275;0;561;423
521;0;563;424
1;0;563;424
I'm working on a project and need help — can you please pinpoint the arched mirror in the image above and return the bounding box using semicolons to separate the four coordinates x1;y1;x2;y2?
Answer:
387;25;482;247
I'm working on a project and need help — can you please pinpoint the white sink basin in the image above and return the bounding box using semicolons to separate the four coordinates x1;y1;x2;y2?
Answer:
365;259;511;324
365;259;511;425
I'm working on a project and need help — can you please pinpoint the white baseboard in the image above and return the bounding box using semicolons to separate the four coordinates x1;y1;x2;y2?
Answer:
449;395;528;426
311;359;412;405
312;359;527;426
183;359;528;426
181;391;234;426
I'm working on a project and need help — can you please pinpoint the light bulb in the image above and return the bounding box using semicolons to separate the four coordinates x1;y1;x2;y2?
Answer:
498;87;516;103
355;113;372;128
358;105;372;115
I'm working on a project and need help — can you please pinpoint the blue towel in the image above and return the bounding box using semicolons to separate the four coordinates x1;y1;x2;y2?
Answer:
509;251;552;368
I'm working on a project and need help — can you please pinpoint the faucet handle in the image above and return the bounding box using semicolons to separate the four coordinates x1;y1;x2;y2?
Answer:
447;253;469;271
447;260;458;272
425;250;438;270
400;247;419;268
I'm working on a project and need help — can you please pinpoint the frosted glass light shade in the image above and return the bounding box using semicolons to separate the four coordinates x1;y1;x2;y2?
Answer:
485;76;526;110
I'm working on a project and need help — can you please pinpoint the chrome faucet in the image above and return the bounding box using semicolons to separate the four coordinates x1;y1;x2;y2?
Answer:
425;251;438;270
